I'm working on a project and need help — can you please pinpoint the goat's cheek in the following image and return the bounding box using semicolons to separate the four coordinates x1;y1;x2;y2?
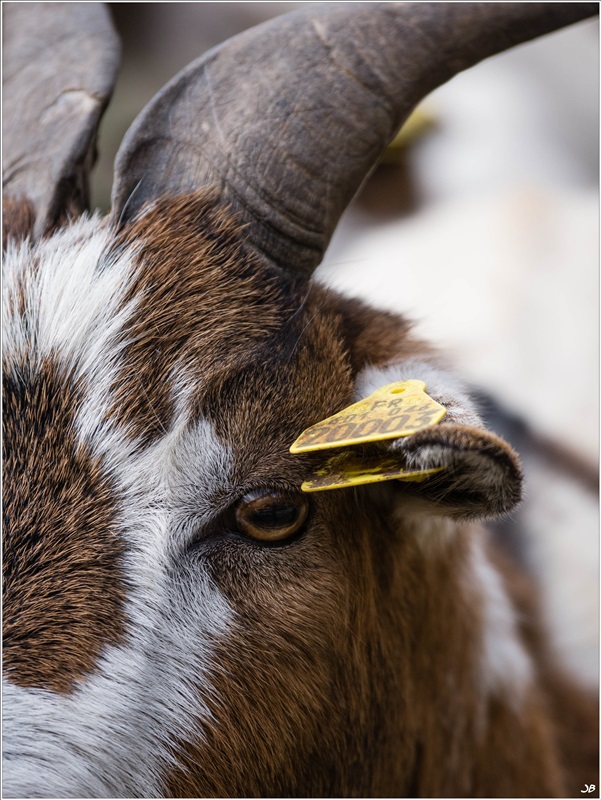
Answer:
202;520;339;610
165;534;349;796
198;511;351;671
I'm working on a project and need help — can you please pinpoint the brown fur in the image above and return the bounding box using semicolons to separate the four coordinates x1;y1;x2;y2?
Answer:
165;512;569;797
2;356;126;693
323;293;435;373
492;548;600;797
3;196;36;249
107;193;307;445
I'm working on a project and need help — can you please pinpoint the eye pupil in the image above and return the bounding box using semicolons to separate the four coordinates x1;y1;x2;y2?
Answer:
251;505;298;529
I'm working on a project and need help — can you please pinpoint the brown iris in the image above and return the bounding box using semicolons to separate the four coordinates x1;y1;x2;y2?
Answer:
234;490;309;542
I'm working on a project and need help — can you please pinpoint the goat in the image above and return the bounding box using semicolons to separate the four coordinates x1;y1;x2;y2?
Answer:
3;3;598;797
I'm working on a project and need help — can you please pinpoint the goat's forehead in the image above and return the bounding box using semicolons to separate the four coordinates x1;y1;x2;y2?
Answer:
117;195;354;437
3;194;355;440
2;198;356;496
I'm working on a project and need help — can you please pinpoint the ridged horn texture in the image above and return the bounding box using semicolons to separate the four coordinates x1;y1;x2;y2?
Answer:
2;2;120;238
112;2;597;278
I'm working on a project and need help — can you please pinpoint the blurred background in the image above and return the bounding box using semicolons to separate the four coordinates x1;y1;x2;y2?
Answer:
98;4;599;687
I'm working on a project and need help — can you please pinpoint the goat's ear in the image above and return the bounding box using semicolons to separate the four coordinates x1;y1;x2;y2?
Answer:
352;356;523;521
299;389;523;522
2;3;120;240
387;422;523;522
111;3;595;279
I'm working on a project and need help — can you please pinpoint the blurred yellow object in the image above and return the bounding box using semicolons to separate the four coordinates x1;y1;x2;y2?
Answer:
382;106;436;163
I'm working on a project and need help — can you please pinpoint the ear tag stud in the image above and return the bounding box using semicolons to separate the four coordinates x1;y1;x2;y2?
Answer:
290;380;447;454
301;451;444;493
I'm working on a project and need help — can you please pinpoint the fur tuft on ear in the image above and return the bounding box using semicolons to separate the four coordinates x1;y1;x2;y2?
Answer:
390;422;523;520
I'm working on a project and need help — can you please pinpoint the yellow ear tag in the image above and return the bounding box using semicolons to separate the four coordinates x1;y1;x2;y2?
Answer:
301;451;443;493
290;380;446;454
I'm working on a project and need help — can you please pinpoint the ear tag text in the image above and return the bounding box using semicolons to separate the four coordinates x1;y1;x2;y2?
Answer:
301;451;444;493
291;380;447;491
290;380;447;454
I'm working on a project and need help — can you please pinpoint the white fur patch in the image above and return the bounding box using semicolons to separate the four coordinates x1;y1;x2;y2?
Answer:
3;411;237;798
395;507;457;554
468;537;533;706
2;215;144;457
3;215;139;375
521;456;599;689
3;221;238;797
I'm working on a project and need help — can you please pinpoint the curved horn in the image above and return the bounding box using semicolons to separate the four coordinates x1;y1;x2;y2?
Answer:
2;2;120;238
112;2;596;278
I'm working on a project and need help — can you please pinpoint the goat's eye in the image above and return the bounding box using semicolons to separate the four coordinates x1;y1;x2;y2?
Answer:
234;490;309;542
